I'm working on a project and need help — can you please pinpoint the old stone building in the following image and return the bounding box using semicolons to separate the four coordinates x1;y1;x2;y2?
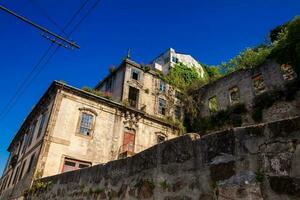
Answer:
0;59;182;200
194;60;298;123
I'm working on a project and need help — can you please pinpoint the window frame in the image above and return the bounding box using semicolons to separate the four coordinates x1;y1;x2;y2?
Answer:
131;68;140;81
159;80;166;93
229;86;240;105
36;112;47;139
76;108;97;138
208;96;218;114
61;157;92;173
158;98;167;115
252;73;266;95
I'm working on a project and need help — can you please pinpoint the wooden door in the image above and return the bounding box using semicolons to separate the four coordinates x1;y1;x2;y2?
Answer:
123;132;135;152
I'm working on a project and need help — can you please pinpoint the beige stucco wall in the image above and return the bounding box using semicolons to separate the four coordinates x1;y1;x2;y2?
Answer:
42;89;178;178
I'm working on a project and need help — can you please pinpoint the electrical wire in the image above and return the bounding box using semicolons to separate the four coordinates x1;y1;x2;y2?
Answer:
0;0;101;122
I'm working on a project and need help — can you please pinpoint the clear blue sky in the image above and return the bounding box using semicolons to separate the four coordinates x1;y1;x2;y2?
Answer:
0;0;299;174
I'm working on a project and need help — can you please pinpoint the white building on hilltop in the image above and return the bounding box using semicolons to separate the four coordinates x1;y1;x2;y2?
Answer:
151;48;205;77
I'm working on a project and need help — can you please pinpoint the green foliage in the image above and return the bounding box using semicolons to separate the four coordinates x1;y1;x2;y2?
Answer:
159;180;170;190
164;116;186;135
204;65;223;80
25;180;53;195
221;46;272;74
270;16;300;77
186;103;247;134
162;63;206;90
82;86;112;100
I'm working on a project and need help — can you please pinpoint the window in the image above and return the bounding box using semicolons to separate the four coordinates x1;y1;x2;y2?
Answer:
175;106;182;120
172;56;178;63
158;98;167;115
208;96;218;113
229;86;240;105
128;86;139;108
79;113;94;136
159;80;166;92
12;165;20;185
18;160;26;181
157;135;166;143
37;113;47;138
21;134;28;154
131;69;140;81
27;154;35;174
27;121;37;147
62;158;91;173
281;64;297;80
252;74;266;94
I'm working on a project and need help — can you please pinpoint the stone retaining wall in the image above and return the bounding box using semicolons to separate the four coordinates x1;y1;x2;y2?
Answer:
26;116;300;200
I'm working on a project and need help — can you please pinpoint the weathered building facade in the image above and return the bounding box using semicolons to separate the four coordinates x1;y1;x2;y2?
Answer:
0;59;181;200
195;60;298;121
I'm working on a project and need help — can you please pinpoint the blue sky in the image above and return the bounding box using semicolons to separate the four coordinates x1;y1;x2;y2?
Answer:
0;0;299;174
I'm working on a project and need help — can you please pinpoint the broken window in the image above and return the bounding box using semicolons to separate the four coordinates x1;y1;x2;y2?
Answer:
159;80;166;92
252;74;266;94
229;86;240;105
158;98;167;115
131;69;140;81
208;96;218;113
79;113;94;136
175;106;182;120
281;64;297;81
128;86;139;108
62;158;91;173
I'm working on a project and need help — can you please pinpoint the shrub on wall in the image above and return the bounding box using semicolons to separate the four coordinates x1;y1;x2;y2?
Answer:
185;103;247;134
252;79;300;122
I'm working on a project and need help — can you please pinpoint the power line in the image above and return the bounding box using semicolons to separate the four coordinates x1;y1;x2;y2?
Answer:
0;4;80;49
0;0;101;122
26;0;67;36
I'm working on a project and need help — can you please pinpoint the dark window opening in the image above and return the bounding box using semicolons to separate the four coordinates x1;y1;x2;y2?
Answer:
37;113;47;138
128;87;139;108
131;69;140;81
27;154;35;174
18;160;26;181
12;166;20;185
158;98;166;115
175;106;182;120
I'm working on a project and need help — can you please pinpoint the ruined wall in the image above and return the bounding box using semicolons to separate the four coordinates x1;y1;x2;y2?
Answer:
27;116;300;200
196;60;296;120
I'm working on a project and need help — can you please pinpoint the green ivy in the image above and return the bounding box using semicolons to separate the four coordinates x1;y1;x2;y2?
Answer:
161;63;208;90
